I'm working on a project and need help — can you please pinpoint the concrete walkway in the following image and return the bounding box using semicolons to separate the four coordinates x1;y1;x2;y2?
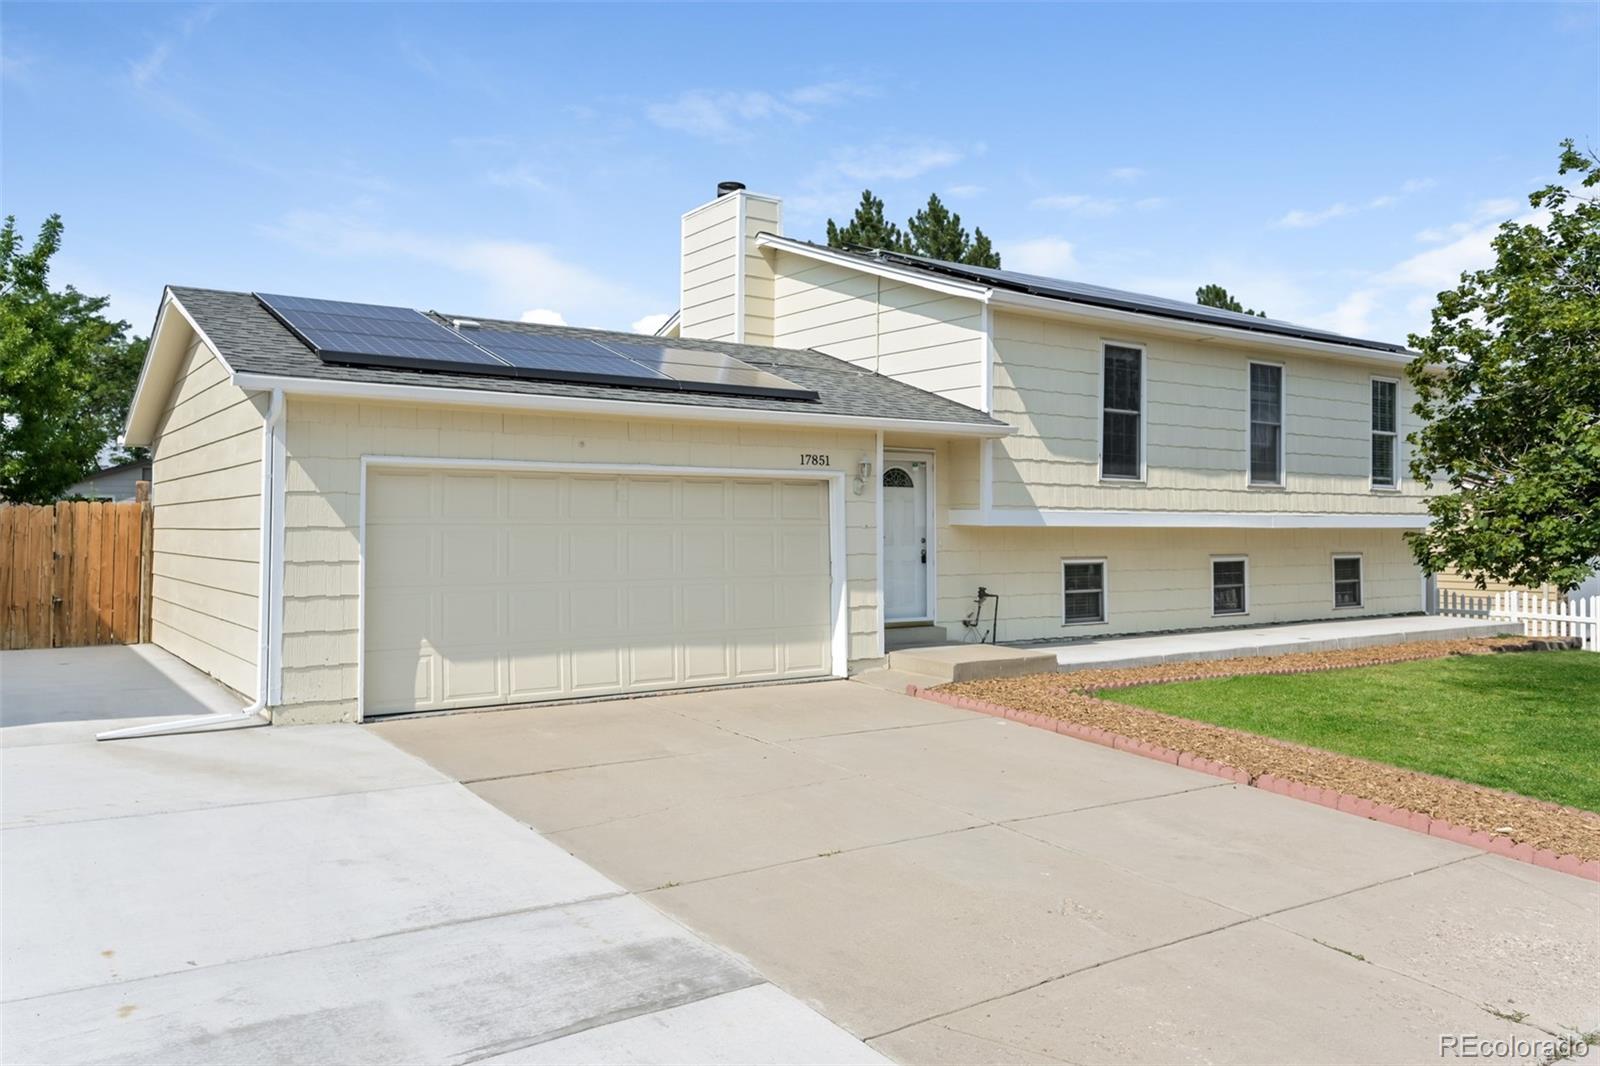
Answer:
0;644;243;728
0;649;881;1065
1040;613;1516;670
379;680;1599;1065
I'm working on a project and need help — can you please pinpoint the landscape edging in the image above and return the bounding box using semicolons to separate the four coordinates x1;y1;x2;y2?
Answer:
907;682;1600;884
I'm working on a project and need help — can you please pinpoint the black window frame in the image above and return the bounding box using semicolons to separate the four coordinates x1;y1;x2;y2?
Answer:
1100;343;1143;481
1370;378;1398;489
1062;559;1107;625
1248;362;1284;486
1333;554;1363;609
1211;557;1248;617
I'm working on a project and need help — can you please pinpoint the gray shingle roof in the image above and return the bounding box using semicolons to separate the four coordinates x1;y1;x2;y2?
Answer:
782;241;1411;356
170;287;1005;428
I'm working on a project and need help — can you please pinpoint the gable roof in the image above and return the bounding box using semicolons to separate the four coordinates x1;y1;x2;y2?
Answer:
153;286;1007;435
762;236;1412;357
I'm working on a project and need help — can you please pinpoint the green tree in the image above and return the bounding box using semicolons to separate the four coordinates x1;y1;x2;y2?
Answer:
0;215;149;504
825;190;907;256
827;190;1002;268
1404;140;1600;591
1196;283;1266;317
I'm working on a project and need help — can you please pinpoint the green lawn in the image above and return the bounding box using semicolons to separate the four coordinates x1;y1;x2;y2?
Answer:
1102;651;1600;812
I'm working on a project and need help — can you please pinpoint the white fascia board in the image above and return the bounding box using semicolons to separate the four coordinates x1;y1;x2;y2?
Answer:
756;234;994;302
985;289;1416;368
123;290;240;446
949;507;1429;529
231;372;1016;438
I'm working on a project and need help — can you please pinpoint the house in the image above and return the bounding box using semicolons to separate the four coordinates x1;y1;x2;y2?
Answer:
62;457;152;501
120;182;1430;725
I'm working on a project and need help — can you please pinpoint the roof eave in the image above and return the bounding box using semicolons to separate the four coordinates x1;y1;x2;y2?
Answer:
123;290;240;447
230;371;1015;438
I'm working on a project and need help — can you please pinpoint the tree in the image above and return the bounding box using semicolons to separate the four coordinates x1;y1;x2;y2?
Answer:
1403;140;1600;592
827;190;1002;268
0;215;149;504
1196;283;1266;317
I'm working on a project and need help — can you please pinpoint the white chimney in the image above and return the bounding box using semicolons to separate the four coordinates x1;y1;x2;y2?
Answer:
679;181;781;345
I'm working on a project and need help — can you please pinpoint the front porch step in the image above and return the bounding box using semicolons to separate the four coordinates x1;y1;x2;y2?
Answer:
886;643;1059;683
884;624;948;651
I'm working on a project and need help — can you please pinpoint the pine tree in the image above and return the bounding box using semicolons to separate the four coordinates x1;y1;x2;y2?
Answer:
1195;283;1266;317
825;190;907;255
826;190;1002;268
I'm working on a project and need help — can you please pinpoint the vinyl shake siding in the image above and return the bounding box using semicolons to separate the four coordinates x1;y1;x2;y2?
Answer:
148;337;264;695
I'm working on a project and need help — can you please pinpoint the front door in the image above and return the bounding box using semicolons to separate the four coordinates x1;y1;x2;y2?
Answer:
882;454;930;621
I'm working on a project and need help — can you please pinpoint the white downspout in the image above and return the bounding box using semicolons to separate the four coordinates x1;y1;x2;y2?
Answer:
98;389;284;741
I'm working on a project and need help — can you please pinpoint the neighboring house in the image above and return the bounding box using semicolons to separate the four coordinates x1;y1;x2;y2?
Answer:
120;182;1430;725
62;457;152;501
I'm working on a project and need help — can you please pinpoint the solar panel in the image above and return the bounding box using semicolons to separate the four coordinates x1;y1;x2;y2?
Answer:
254;292;819;401
597;341;819;400
256;293;507;371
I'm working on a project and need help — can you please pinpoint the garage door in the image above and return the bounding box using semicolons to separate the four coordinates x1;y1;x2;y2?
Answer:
363;468;836;716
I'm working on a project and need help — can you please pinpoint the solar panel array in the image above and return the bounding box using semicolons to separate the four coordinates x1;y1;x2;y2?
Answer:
255;293;818;401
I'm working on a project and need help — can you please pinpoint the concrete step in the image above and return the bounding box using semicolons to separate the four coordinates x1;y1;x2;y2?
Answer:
884;624;948;651
886;643;1059;683
849;667;947;694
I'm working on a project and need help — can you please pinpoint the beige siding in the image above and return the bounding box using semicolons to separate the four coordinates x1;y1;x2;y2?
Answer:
771;251;987;410
277;399;880;724
679;191;782;345
148;337;264;696
988;310;1427;515
935;521;1422;643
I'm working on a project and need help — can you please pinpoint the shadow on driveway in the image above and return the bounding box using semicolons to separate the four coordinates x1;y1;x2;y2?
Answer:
0;645;243;727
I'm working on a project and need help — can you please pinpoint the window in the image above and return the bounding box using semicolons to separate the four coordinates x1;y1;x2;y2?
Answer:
1333;555;1363;608
882;467;914;488
1101;344;1142;479
1062;560;1106;624
1212;558;1248;616
1371;379;1398;488
1249;363;1283;484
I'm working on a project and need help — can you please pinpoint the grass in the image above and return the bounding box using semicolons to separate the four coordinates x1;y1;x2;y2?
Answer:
1102;651;1600;812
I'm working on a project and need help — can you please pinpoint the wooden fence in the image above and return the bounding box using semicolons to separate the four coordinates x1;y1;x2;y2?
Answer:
1;496;152;650
1435;587;1598;652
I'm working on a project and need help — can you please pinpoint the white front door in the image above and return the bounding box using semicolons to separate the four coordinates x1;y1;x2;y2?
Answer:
882;454;930;621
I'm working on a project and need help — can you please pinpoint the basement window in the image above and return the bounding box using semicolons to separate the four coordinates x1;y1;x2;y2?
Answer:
1333;555;1363;609
1062;560;1107;624
1212;558;1248;616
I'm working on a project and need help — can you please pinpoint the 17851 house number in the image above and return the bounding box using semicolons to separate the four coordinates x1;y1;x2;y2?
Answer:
799;453;831;466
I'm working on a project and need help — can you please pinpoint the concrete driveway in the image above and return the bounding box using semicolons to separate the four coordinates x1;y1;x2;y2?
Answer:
0;649;881;1065
377;680;1600;1065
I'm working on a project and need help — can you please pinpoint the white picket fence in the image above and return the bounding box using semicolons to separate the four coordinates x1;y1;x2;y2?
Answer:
1434;588;1598;651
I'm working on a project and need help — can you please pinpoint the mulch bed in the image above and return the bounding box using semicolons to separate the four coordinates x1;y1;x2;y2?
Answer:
934;637;1600;868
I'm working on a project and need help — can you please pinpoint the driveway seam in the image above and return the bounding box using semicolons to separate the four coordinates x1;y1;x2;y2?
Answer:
0;889;631;1007
0;778;453;832
862;849;1490;1043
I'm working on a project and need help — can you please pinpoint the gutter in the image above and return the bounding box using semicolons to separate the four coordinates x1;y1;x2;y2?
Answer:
229;372;1016;438
99;388;285;741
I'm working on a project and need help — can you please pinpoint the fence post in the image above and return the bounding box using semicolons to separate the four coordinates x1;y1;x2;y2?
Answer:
138;492;153;644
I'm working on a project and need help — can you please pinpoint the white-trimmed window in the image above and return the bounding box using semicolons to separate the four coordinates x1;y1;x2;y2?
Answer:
1248;362;1284;485
1333;554;1363;609
1100;344;1143;480
1062;559;1107;624
1212;557;1248;616
1371;378;1398;489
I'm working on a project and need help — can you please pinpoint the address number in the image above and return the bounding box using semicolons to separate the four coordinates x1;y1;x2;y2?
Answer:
799;453;831;466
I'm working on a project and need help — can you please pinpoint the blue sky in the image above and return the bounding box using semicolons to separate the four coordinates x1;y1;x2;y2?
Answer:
3;2;1595;344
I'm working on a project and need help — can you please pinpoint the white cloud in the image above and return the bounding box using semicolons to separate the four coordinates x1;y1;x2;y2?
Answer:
646;80;870;141
1031;193;1121;216
832;142;963;183
265;210;648;328
631;312;672;335
1307;288;1381;336
1004;237;1078;276
1414;197;1520;243
486;164;552;193
1133;196;1170;211
1107;166;1146;182
519;308;567;325
129;4;217;88
1274;177;1438;229
945;183;985;199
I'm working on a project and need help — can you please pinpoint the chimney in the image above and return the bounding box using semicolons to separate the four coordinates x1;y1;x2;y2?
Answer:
679;182;781;345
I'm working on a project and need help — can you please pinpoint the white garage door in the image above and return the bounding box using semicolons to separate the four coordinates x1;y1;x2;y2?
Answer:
363;468;836;716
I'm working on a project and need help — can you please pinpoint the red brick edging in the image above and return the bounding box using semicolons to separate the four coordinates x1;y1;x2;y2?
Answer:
908;683;1600;883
